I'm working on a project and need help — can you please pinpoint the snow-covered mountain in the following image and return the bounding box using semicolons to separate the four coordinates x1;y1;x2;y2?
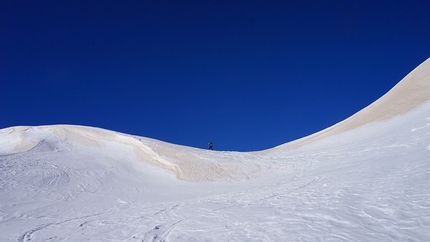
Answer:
1;58;430;241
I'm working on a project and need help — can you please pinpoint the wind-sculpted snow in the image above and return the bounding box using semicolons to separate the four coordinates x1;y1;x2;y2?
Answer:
1;102;430;241
268;57;430;152
0;125;265;182
1;58;430;241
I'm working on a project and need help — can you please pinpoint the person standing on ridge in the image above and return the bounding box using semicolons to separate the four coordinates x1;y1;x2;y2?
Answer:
208;142;213;150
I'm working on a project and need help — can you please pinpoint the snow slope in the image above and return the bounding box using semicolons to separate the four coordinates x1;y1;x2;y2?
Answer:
1;58;430;241
267;57;430;151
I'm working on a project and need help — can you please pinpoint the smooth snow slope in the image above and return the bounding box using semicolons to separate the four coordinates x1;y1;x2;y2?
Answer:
1;58;430;241
0;125;265;182
267;57;430;152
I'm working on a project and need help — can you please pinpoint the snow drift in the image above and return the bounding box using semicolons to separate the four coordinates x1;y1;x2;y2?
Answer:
0;125;263;182
2;58;429;182
1;58;430;241
268;57;430;151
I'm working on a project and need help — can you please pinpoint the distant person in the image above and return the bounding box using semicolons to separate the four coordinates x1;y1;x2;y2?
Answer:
208;142;213;150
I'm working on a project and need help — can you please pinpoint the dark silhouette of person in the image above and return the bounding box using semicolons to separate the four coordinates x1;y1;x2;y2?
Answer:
208;142;213;150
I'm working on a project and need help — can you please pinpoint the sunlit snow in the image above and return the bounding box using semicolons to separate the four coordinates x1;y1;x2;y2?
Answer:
1;58;430;241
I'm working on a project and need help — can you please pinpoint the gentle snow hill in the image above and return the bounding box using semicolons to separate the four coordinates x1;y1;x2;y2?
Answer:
0;125;264;182
0;58;430;241
1;58;429;182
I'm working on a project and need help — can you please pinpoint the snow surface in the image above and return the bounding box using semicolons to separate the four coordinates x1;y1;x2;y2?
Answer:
1;58;430;241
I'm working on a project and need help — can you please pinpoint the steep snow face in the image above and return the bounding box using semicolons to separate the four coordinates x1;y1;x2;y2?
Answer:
268;57;430;152
1;58;430;241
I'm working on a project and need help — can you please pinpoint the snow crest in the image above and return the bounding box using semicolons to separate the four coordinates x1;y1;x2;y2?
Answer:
1;58;430;241
267;57;430;152
0;125;264;182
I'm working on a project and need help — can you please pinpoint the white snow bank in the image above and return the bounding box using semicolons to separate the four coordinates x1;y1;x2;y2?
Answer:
0;125;176;173
2;101;430;240
1;58;429;182
0;125;264;182
267;57;430;152
0;126;39;154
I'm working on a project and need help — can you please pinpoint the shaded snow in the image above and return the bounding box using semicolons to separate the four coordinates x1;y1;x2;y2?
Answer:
1;58;430;241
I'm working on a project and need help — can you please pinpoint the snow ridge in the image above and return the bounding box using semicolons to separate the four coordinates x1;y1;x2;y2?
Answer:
1;58;430;241
267;57;430;152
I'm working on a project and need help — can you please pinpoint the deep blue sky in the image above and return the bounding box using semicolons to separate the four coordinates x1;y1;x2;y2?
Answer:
2;1;430;151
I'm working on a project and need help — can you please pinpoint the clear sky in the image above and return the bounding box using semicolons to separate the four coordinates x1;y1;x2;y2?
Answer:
2;1;430;151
